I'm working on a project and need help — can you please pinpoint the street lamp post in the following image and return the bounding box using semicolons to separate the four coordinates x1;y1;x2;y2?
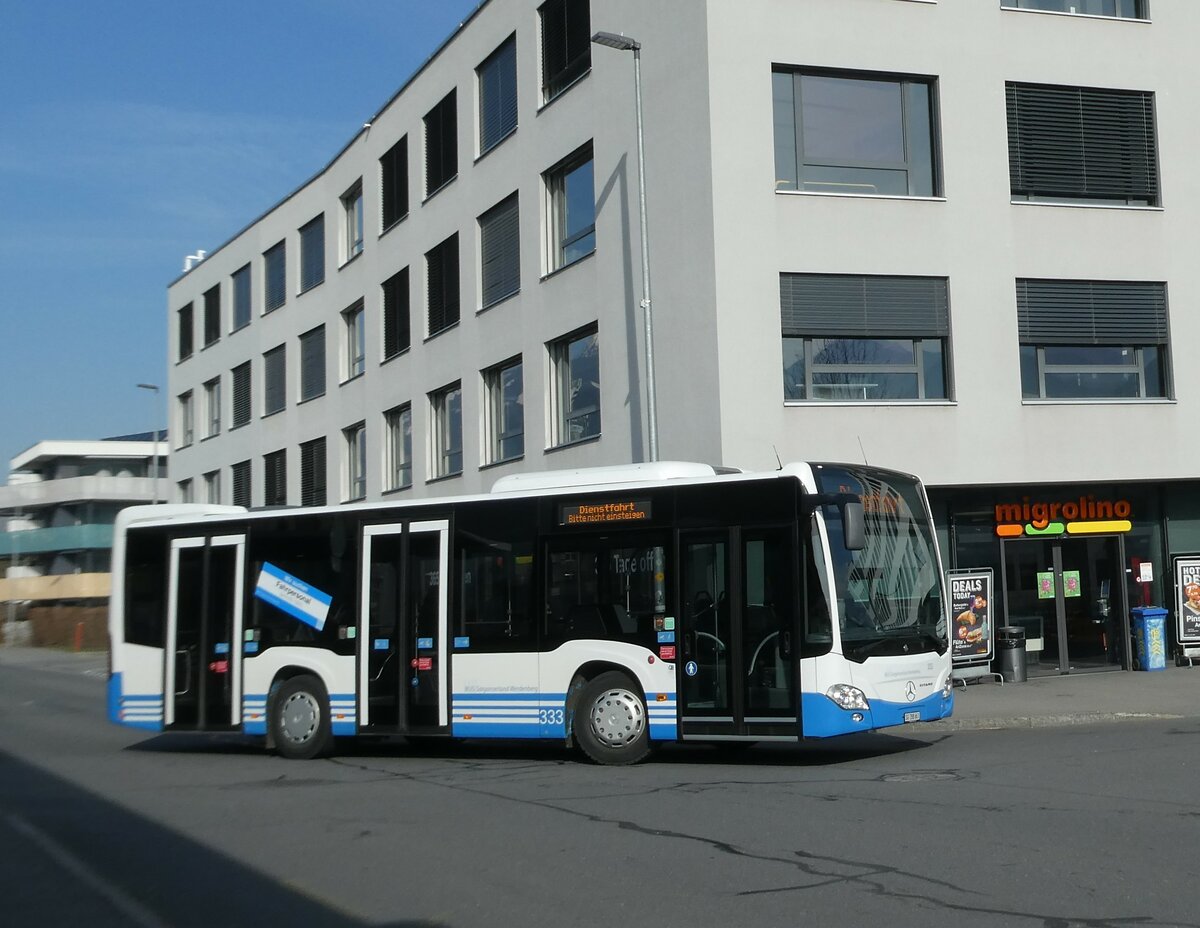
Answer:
136;383;161;505
591;30;659;463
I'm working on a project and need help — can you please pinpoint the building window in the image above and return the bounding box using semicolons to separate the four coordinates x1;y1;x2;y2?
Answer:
231;361;251;429
385;404;413;491
380;136;408;231
177;391;194;448
299;214;325;293
299;325;326;401
231;460;252;508
344;422;367;501
480;192;520;307
424;90;457;197
1006;82;1158;205
264;449;287;507
203;285;221;347
1016;278;1169;400
232;264;251;331
177;303;193;361
549;325;600;446
382;267;410;360
203;470;221;504
342;301;365;380
429;382;463;479
426;234;460;337
1001;1;1147;17
484;357;523;464
264;344;286;416
772;68;938;197
203;377;221;438
300;437;327;506
264;240;286;312
545;143;594;272
177;479;194;504
479;34;518;154
780;274;950;402
539;0;590;103
342;181;364;263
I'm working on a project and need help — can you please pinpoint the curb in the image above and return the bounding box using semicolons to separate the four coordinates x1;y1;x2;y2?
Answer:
919;712;1185;732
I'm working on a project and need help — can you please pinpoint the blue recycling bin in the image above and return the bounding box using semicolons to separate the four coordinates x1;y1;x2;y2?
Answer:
1131;606;1168;671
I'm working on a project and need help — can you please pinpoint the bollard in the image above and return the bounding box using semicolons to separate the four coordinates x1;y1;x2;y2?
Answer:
74;621;84;652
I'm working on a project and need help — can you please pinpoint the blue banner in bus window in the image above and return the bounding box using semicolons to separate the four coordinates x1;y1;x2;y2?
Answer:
417;637;434;650
254;562;332;631
657;631;675;644
214;641;229;655
454;637;470;649
373;639;390;651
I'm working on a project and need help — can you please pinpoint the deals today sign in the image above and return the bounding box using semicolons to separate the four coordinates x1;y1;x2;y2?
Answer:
950;569;993;664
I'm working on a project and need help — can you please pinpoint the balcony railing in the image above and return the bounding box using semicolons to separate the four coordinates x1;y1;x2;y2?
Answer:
0;524;114;556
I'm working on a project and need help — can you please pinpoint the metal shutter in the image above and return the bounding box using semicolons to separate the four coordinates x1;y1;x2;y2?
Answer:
383;267;410;359
479;35;517;153
426;234;460;336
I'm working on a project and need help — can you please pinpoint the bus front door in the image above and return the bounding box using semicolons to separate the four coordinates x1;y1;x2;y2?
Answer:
679;528;798;739
165;535;246;730
359;521;450;734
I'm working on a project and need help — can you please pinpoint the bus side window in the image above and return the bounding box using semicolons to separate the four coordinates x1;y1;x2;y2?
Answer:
803;519;833;652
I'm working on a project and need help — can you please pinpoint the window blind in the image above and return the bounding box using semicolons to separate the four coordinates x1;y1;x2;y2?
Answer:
780;274;950;338
1006;82;1158;203
381;138;408;229
480;193;520;307
427;235;460;336
383;267;410;359
1016;279;1168;345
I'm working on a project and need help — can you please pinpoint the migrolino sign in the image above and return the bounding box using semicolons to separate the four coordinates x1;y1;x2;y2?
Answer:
994;495;1132;538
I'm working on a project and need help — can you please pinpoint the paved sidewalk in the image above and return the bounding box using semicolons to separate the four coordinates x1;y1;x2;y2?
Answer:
924;662;1200;730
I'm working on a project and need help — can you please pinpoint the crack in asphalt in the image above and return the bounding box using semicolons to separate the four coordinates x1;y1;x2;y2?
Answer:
326;756;1197;927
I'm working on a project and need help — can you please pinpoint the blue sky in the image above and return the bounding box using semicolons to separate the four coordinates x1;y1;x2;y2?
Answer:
0;0;481;473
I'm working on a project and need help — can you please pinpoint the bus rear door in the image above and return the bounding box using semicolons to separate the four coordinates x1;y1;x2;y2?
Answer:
165;534;246;731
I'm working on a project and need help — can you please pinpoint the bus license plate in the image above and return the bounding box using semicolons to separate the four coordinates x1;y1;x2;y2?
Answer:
903;711;921;723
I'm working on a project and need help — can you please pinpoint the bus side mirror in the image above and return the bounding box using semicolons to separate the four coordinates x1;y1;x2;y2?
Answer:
842;501;865;551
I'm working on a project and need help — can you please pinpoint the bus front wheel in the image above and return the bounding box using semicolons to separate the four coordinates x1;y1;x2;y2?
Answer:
573;672;651;766
271;675;333;760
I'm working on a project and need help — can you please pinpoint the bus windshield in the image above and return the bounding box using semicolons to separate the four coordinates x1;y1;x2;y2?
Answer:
814;465;947;661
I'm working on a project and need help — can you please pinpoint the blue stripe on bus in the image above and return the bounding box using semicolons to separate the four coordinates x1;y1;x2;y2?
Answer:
452;691;678;741
800;689;953;738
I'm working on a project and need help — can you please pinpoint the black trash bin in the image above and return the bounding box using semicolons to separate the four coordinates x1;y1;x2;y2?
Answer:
995;626;1027;683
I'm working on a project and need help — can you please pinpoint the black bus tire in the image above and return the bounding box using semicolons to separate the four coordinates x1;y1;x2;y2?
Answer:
271;675;333;760
573;672;651;766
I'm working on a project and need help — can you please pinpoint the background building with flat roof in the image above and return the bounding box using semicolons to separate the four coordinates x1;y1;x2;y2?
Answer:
1;434;167;646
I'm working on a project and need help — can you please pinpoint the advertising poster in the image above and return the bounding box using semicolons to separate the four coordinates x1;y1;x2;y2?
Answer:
1063;571;1081;598
950;569;993;664
1174;556;1200;642
1037;572;1056;600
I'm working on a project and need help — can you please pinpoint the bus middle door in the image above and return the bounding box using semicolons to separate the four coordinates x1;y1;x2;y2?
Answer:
359;521;450;734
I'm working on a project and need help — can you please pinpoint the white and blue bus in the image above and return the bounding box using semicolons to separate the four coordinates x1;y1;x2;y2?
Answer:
108;461;953;765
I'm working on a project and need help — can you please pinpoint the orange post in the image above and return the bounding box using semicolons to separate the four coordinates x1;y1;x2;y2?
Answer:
74;621;84;652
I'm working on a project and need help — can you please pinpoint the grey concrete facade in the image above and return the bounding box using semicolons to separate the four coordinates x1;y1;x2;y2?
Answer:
167;0;1195;507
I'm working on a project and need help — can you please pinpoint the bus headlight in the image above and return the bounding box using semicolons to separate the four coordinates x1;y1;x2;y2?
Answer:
942;677;954;699
825;684;869;711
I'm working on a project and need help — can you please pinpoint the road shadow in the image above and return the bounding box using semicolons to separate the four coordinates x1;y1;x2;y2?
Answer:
0;748;442;928
124;728;935;769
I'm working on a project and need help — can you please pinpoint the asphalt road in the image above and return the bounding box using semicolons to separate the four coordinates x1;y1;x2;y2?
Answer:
2;649;1198;928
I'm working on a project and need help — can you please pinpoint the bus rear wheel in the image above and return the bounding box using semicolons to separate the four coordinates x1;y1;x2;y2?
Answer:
271;675;333;760
573;672;651;766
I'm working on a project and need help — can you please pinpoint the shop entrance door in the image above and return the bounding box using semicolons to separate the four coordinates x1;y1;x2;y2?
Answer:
1001;535;1129;674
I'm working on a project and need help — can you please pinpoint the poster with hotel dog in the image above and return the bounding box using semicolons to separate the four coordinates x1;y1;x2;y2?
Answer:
1174;556;1200;642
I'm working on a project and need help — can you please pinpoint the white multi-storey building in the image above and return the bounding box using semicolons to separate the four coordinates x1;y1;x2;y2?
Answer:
1;436;167;644
167;0;1200;675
